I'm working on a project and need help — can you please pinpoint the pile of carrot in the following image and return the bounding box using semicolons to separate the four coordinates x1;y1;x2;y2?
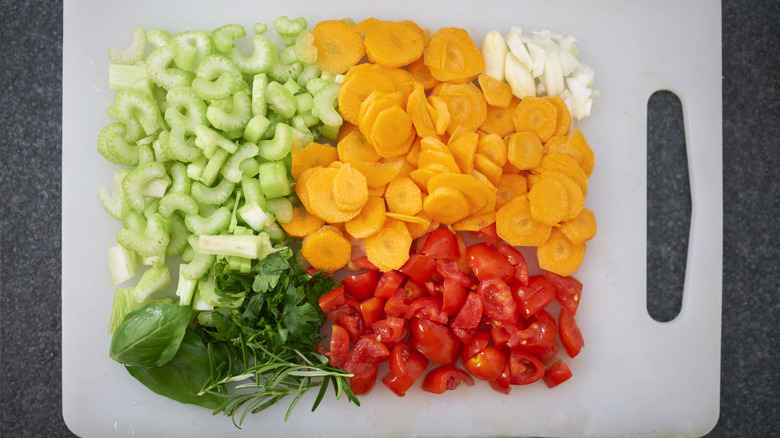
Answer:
286;18;597;277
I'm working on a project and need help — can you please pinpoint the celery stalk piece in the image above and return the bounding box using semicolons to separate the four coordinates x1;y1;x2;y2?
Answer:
230;25;278;75
257;161;291;198
146;44;194;90
206;89;252;132
296;63;321;88
97;170;130;221
117;213;171;258
269;46;302;82
108;26;146;65
175;264;198;306
113;88;164;137
165;213;190;257
158;192;199;217
194;124;238;155
122;161;168;212
199;148;229;187
294;30;318;65
164;87;208;135
212;24;245;53
258;123;293;161
166;122;203;163
142;175;171;199
184;207;231;235
181;235;216;281
266;197;293;223
97;122;140;166
146;28;171;48
265;81;297;119
198;233;271;259
108;265;171;332
221;142;260;183
191;178;235;205
172;30;215;73
311;82;342;127
192;54;243;100
107;245;138;286
273;16;308;44
251;73;269;116
168;162;192;194
108;64;149;90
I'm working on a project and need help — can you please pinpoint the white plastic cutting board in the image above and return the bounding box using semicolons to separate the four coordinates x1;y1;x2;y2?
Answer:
62;0;723;436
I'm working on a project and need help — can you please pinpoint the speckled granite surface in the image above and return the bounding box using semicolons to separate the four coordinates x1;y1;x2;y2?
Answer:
1;1;777;436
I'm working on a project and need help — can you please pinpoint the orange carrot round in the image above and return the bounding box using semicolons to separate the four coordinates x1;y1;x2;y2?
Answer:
537;227;586;276
512;96;559;144
301;226;352;272
363;20;425;68
312;19;365;75
423;27;484;83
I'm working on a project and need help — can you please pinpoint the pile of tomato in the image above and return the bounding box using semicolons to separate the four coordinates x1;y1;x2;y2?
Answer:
317;225;585;396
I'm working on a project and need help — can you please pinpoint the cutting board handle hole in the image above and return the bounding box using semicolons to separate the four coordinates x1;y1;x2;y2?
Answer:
646;90;690;323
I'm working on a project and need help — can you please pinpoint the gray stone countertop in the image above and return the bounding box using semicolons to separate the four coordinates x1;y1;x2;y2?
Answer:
1;1;778;436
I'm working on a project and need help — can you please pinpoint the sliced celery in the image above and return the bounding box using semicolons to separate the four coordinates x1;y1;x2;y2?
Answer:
266;197;293;223
172;30;215;73
158;192;199;217
311;82;342;127
243;114;271;143
165;213;190;257
107;245;138;286
257;161;290;198
206;89;252;132
145;44;194;90
108;26;146;65
122;161;167;212
184;207;231;235
191;178;235;205
258;123;293;161
265;81;297;119
221;142;259;183
108;64;148;90
163;87;208;134
192;54;243;100
167;161;192;194
116;213;170;257
146;28;171;48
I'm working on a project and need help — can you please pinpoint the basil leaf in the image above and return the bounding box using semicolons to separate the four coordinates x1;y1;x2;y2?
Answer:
110;302;191;368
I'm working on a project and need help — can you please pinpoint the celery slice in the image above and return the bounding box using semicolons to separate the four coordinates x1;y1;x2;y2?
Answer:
163;87;208;135
243;114;271;143
158;192;199;217
108;64;148;90
172;30;214;73
98;122;139;166
122;161;168;212
191;178;235;205
185;206;231;235
257;161;290;198
192;54;243;100
116;213;171;257
146;44;194;90
258;123;293;161
166;122;203;163
108;26;146;65
146;28;171;48
311;82;342;127
165;213;190;257
206;89;252;132
266;197;293;223
221;142;259;183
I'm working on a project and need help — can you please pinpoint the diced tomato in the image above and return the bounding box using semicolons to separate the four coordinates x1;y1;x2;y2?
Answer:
441;277;467;315
350;363;379;395
512;275;556;319
375;270;406;298
329;324;350;368
544;271;583;315
360;296;385;326
399;254;438;284
421;366;475;394
495;244;530;286
477;277;519;325
383;342;430;396
508;350;545;385
466;243;514;283
343;270;380;301
558;308;585;358
543;360;573;388
490;322;521;349
325;296;361;322
514;309;557;355
370;317;406;347
489;361;512;394
382;372;415;397
318;285;346;313
538;343;560;365
472;223;501;245
436;259;477;289
420;226;461;259
338;314;367;343
351;255;380;271
404;296;448;324
403;279;429;302
450;292;483;330
410;318;461;366
343;336;391;375
451;326;477;344
463;345;507;382
460;328;492;361
384;287;411;318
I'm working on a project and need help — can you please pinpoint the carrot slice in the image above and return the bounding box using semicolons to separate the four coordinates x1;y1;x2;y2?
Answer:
537;228;586;276
423;27;484;83
305;167;363;223
544;129;595;178
495;196;552;247
370;105;416;158
447;129;479;174
477;73;513;108
423;187;471;225
353;17;381;36
312;20;365;75
375;66;415;108
427;95;451;136
406;136;423;167
385;176;423;216
480;97;520;137
525;172;571;226
338;130;381;164
476;133;508;167
280;206;326;238
332;163;370;212
495;172;528;209
537;152;589;196
560;207;597;245
403;211;435;239
512;96;558;143
301;226;352;272
345;196;387;239
506;131;543;170
409;165;445;191
337;121;359;143
426;172;492;215
364;20;425;68
452;210;496;232
351;156;406;188
338;64;396;126
473;153;503;186
295;165;322;210
434;82;487;134
418;137;461;173
364;218;413;271
290;142;339;180
407;82;439;138
545;96;572;136
358;90;404;140
408;57;439;90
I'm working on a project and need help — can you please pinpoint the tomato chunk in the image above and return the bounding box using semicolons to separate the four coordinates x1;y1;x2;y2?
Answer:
319;285;346;313
512;275;555;319
343;336;390;375
383;342;429;397
421;366;475;394
399;254;438;284
370;317;406;348
489;362;512;394
410;318;461;366
343;270;379;301
441;277;467;315
420;227;461;259
329;324;350;368
350;364;379;395
514;309;557;354
545;271;583;315
508;351;545;385
450;292;482;330
360;296;385;326
478;276;519;325
463;345;507;382
405;296;448;324
543;360;573;388
558;308;585;358
495;244;530;286
375;270;406;298
467;243;514;283
436;259;477;289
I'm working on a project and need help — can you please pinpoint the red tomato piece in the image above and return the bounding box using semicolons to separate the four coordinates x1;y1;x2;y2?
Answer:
375;270;406;298
514;309;557;354
420;227;461;259
473;223;501;245
544;271;583;315
460;328;492;361
463;345;507;382
343;336;391;375
319;285;346;313
343;270;379;301
325;296;361;322
351;255;380;271
360;296;385;326
478;277;519;325
350;363;379;395
399;254;438;284
558;308;585;358
450;292;483;330
495;244;530;286
451;326;477;344
370;317;406;347
384;286;411;317
421;366;475;394
543;360;573;388
382;372;416;397
338;314;368;343
410;318;461;366
489;362;512;394
436;259;477;289
329;324;350;368
389;341;429;377
538;343;560;365
508;350;545;385
441;277;467;315
512;275;556;319
466;243;514;283
404;296;448;323
403;279;429;302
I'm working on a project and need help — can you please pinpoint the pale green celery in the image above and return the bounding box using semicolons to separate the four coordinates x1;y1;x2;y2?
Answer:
273;16;307;46
181;235;216;281
152;130;173;162
195;274;244;308
221;142;259;183
192;54;243;100
107;245;138;286
113;88;164;137
191;286;215;311
265;81;297;119
296;64;321;88
291;125;314;149
227;255;252;274
191;178;235;205
320;123;341;141
146;28;171;48
197;232;280;259
168;161;192;194
142;198;161;219
282;77;303;96
259;111;287;140
294;92;314;113
187;156;208;182
108;265;171;333
182;244;195;262
293;30;317;65
238;176;273;231
137;143;156;164
165;213;190;257
175;264;198;306
194;124;238;156
122;161;168;212
251;73;269;116
305;77;330;95
172;30;215;73
140;252;165;267
212;24;245;53
97;170;130;221
257;161;291;198
142;174;171;198
266;197;293;223
108;64;148;90
264;222;286;242
116;212;171;257
166;122;203;163
258;123;292;161
224;24;277;75
185;206;231;235
98;122;139;166
163;87;208;134
200;148;229;187
206;89;252;132
146;44;194;90
158;192;199;217
239;157;260;179
269;46;302;82
108;26;146;65
312;82;342;127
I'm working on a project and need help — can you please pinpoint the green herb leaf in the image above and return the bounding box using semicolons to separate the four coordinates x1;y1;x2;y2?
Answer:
110;302;191;368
